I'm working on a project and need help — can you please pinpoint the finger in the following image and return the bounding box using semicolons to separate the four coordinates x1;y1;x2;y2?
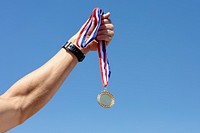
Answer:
98;23;114;31
101;18;112;24
101;12;111;19
97;30;114;38
96;34;112;42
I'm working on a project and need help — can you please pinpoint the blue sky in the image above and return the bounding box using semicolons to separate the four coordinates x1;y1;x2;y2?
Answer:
0;0;200;133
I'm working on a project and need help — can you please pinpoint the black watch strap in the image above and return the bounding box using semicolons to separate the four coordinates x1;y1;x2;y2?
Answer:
62;42;85;62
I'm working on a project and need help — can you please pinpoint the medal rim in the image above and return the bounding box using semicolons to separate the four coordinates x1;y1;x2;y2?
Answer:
97;89;115;108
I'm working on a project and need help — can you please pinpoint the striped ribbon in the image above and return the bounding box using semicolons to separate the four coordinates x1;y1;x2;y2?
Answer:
76;8;111;87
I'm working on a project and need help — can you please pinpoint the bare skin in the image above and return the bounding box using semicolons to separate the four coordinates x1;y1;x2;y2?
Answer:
0;12;114;132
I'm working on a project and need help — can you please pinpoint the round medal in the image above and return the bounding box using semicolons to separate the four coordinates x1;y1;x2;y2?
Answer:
97;89;114;108
75;8;114;108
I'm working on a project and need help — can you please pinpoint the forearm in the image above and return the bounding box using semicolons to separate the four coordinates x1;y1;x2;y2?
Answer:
0;10;114;132
2;48;77;123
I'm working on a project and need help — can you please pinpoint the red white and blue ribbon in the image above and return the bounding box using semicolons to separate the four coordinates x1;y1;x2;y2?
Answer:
76;8;111;87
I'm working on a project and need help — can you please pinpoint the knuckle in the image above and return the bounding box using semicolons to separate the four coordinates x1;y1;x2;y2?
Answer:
110;24;114;30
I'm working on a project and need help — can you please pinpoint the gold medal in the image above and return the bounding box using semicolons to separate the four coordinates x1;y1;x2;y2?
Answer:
97;88;115;108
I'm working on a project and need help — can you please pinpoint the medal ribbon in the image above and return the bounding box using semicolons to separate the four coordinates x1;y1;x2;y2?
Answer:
76;8;111;87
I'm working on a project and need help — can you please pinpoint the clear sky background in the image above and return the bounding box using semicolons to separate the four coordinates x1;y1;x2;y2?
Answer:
0;0;200;133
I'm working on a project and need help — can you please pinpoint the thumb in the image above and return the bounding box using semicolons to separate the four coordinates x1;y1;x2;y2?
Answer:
87;17;96;36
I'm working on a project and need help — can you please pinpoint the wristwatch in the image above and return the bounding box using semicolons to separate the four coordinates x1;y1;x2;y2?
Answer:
62;42;85;62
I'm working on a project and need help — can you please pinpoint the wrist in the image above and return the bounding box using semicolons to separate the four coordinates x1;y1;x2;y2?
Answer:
62;42;85;62
68;36;89;54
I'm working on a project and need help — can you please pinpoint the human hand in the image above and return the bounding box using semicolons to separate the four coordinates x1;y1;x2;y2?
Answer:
69;12;114;54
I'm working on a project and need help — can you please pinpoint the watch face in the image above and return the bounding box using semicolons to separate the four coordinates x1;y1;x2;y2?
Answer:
97;90;114;108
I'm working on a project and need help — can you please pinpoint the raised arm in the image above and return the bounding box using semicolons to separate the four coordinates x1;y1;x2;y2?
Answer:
0;48;78;132
0;12;114;132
